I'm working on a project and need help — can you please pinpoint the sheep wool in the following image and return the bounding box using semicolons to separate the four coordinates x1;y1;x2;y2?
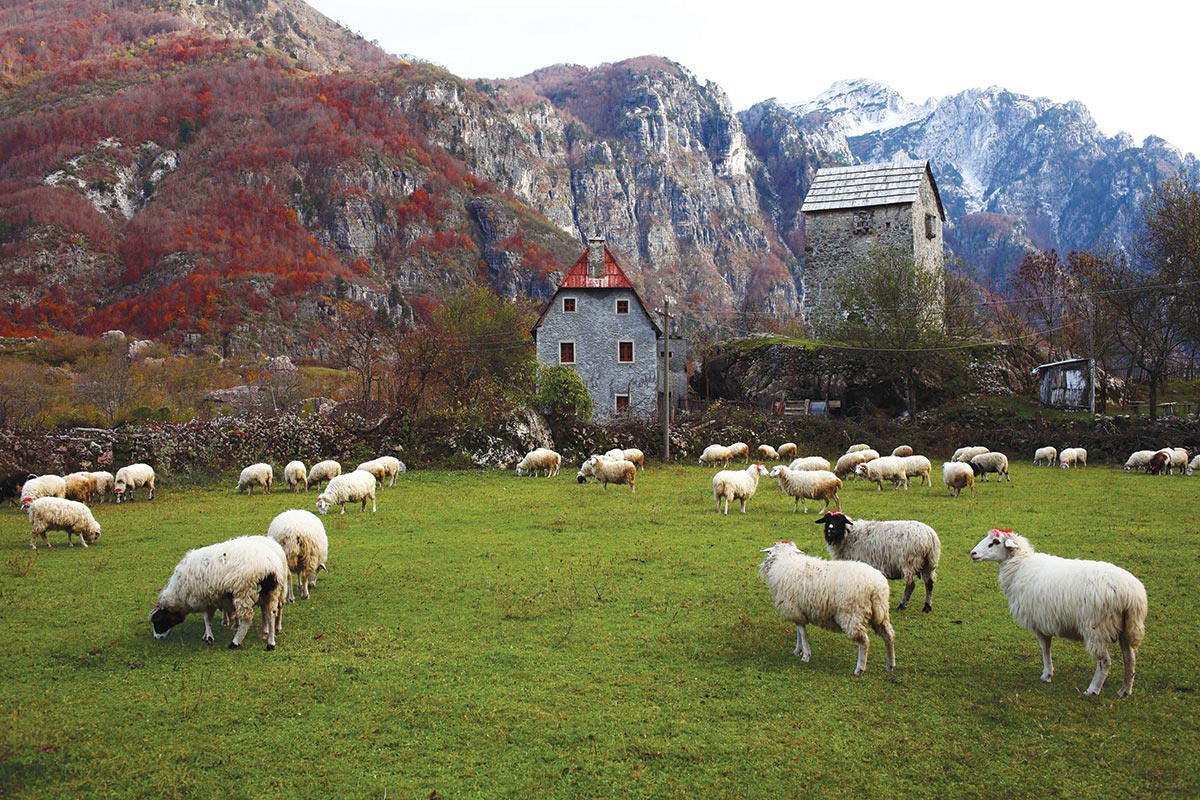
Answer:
307;460;342;490
845;443;872;453
27;497;102;550
63;471;99;504
815;511;941;612
1034;446;1058;466
1188;454;1200;476
834;450;878;478
890;445;914;458
150;535;288;650
238;463;274;495
316;469;377;514
90;471;115;501
777;443;798;460
114;463;155;503
620;448;645;470
698;444;733;468
727;442;750;464
357;456;404;487
942;462;975;497
758;541;895;675
969;451;1011;482
712;463;768;514
789;456;831;472
855;455;909;491
899;455;933;487
517;448;562;477
20;474;67;507
1058;447;1087;469
767;466;841;514
284;461;308;492
952;446;989;463
970;529;1147;697
267;509;329;601
578;457;636;493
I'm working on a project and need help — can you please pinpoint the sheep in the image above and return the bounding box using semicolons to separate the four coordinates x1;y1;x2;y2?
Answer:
63;471;100;504
767;465;841;514
969;528;1147;697
1058;447;1088;468
952;446;990;463
90;471;115;501
603;448;625;460
1123;449;1156;472
356;456;404;487
970;451;1011;482
727;442;750;464
891;445;914;458
854;455;909;491
26;497;102;550
815;511;941;612
698;444;733;468
266;509;329;602
620;448;645;470
789;456;832;472
19;474;66;507
1188;454;1200;476
307;459;342;490
758;540;895;675
899;455;933;487
845;443;872;453
315;470;377;514
0;473;32;506
1034;446;1058;466
284;460;308;493
712;463;768;514
516;447;562;477
237;463;274;495
942;461;976;497
777;442;798;460
1147;451;1170;476
833;449;879;478
149;535;288;650
757;444;780;461
114;463;155;503
578;456;636;493
1162;447;1188;475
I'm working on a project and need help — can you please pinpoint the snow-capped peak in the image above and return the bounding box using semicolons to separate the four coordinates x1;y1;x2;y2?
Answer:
787;78;935;137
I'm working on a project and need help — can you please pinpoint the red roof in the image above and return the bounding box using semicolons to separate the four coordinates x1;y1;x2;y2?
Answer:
558;245;634;289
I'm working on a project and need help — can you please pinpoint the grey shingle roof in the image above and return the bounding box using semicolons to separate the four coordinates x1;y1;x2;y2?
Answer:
800;161;942;217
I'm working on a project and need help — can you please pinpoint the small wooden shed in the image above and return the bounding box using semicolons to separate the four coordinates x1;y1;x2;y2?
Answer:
1032;358;1093;409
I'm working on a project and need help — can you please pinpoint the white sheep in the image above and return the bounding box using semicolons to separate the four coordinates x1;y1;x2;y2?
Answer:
63;471;100;504
815;511;941;612
833;449;879;478
357;456;404;487
970;451;1011;482
952;446;990;463
845;443;872;453
620;448;645;470
727;442;750;463
756;444;780;461
267;509;329;601
26;497;102;550
516;447;562;477
578;456;636;493
891;445;914;458
899;455;933;487
698;444;733;468
969;528;1147;697
1188;454;1200;476
19;474;67;507
1123;450;1157;472
855;455;909;491
149;535;288;650
712;463;768;514
758;540;896;675
315;469;377;514
777;442;798;460
789;456;831;472
114;463;155;503
90;471;115;501
942;461;975;497
767;465;841;514
1058;447;1087;468
1034;446;1058;466
1163;447;1188;475
307;460;342;490
284;460;308;492
237;463;274;495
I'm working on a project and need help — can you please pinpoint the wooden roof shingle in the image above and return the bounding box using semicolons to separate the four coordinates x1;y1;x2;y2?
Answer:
801;161;944;218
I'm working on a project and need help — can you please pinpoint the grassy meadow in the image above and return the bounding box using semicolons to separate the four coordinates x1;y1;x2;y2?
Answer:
1;458;1198;798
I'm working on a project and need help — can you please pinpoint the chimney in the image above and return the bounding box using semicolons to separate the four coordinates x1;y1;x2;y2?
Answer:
587;233;605;279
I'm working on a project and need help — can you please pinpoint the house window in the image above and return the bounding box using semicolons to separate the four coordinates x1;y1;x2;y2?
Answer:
615;394;630;415
562;297;576;313
853;210;873;234
615;299;629;314
559;341;575;364
925;213;938;239
618;341;634;363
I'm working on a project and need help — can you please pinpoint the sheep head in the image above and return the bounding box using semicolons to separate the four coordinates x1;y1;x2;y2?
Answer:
750;463;768;476
969;528;1019;562
815;510;852;545
149;604;186;639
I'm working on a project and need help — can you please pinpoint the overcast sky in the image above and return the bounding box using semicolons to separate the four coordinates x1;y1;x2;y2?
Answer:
307;0;1198;157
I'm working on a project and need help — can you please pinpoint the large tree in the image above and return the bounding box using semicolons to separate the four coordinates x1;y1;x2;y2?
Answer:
1136;173;1200;342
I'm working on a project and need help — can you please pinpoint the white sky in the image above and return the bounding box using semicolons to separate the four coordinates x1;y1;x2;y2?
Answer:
307;0;1198;157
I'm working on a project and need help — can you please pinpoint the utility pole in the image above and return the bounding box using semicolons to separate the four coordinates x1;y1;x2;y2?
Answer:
661;296;672;463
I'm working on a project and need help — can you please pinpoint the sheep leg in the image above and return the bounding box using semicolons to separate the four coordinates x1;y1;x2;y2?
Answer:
1037;633;1054;682
850;630;870;675
793;625;811;661
796;497;804;513
1118;633;1137;698
921;573;934;613
898;577;916;610
874;620;896;672
739;498;747;513
201;608;217;644
229;616;252;649
1084;640;1112;696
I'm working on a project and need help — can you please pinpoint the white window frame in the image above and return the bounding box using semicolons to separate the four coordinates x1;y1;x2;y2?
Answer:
562;296;577;313
617;340;635;363
614;394;630;415
559;341;576;364
615;298;630;315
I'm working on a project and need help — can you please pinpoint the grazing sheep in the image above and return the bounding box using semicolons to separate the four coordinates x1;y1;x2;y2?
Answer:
26;497;102;550
712;463;769;514
315;470;377;514
789;456;832;472
891;445;914;458
19;474;67;507
307;460;341;490
578;456;636;493
728;442;750;464
758;540;896;675
63;471;100;504
90;471;115;502
815;511;941;612
845;443;872;453
970;451;1011;482
834;449;879;478
757;444;780;461
952;446;990;463
0;473;32;506
1187;454;1200;476
620;448;645;470
1034;446;1058;466
149;535;288;650
698;444;733;468
767;465;841;514
1124;450;1157;472
1147;451;1170;476
603;448;625;460
357;456;404;487
777;443;799;460
267;509;329;601
1058;447;1087;468
942;461;976;497
284;460;308;492
899;455;933;487
1161;447;1188;475
855;455;909;491
516;447;562;477
237;463;274;495
969;529;1147;697
114;463;155;503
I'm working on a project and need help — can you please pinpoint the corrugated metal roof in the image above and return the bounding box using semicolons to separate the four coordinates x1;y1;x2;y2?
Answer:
801;161;942;216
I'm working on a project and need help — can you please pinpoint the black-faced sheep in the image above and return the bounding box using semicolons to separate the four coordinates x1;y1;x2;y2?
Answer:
315;470;377;514
267;509;329;601
27;497;102;550
767;466;841;514
815;511;941;612
969;451;1010;482
114;463;155;503
712;463;768;514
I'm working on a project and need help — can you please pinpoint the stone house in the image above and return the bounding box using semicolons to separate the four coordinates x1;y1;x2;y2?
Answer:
800;161;945;334
533;235;675;423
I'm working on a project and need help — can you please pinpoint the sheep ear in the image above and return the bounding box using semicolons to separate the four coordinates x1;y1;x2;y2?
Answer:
1003;538;1017;549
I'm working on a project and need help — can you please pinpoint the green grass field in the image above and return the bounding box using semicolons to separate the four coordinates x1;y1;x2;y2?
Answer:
2;460;1197;798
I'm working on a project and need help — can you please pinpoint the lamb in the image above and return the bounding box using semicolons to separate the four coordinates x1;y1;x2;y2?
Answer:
149;535;288;650
698;444;733;468
1034;446;1058;466
1123;450;1157;472
854;455;909;491
789;456;831;472
833;449;879;478
63;471;100;504
578;456;636;493
727;442;750;463
952;446;990;463
315;470;377;514
899;455;933;487
516;447;562;477
712;463;769;514
970;451;1011;482
266;509;329;602
815;511;941;612
777;442;798;460
758;540;895;675
284;460;308;492
26;497;102;550
356;456;404;487
90;471;115;501
969;528;1147;697
1058;447;1087;468
237;463;274;495
19;474;66;507
767;465;841;514
114;463;155;503
307;459;341;490
891;445;914;458
942;461;976;497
